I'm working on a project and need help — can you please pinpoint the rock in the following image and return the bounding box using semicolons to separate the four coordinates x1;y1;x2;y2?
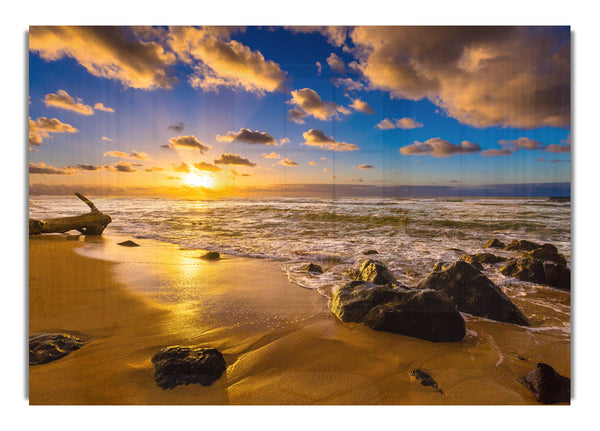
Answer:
29;333;85;365
301;263;323;274
504;239;541;252
519;363;570;404
409;369;443;393
484;239;505;248
350;259;396;285
417;261;530;326
331;281;465;342
500;257;570;290
332;281;405;322
200;251;220;260
117;240;140;247
460;253;506;265
151;346;226;389
363;289;466;342
362;249;379;255
523;244;567;266
434;260;482;272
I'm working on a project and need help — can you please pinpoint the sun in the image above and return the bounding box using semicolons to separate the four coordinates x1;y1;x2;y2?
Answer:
182;172;214;188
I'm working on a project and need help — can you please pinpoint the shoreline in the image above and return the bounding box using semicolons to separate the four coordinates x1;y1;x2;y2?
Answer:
29;234;569;405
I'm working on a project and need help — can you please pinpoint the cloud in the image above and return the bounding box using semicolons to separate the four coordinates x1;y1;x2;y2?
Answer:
279;138;290;145
321;157;330;161
288;108;308;124
331;77;364;91
29;116;78;148
214;153;257;167
327;53;346;73
499;137;544;150
145;166;165;172
354;164;375;169
29;162;73;175
316;61;322;75
167;122;185;133
261;152;281;159
162;135;212;153
193;162;221;172
286;26;349;47
376;117;423;130
349;98;375;115
29;26;177;90
288;88;350;121
173;162;191;173
349;26;570;129
43;90;94;115
216;128;278;145
400;138;481;157
545;143;571;153
449;179;460;183
348;178;364;182
302;129;359;152
94;103;115;113
481;148;513;156
107;161;140;172
101;136;112;142
69;164;105;171
309;161;317;166
104;150;149;160
166;176;180;180
548;159;570;163
168;26;286;95
278;157;300;167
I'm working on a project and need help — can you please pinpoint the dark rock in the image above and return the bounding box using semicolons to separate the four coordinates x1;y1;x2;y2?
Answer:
29;333;85;365
519;363;570;404
460;253;506;265
331;282;465;342
200;251;220;260
409;369;443;393
504;239;541;252
434;260;482;272
117;240;140;247
301;263;323;274
151;346;226;389
363;289;466;342
417;261;530;326
350;259;396;285
331;281;405;322
484;239;505;248
524;244;567;266
500;257;570;290
362;249;379;255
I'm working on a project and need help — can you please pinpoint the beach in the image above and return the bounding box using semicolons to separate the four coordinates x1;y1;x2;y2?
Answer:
28;234;570;405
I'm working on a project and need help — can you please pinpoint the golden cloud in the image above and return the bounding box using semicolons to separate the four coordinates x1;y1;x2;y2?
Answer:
261;152;281;159
168;26;286;95
214;153;257;167
43;90;94;115
163;135;212;153
104;150;149;160
29;26;177;90
94;103;115;113
350;26;570;129
217;128;278;145
377;117;423;130
288;88;350;122
29;162;73;175
400;138;481;158
29;116;78;148
278;157;300;167
193;162;222;172
327;53;346;73
349;98;375;115
302;129;359;152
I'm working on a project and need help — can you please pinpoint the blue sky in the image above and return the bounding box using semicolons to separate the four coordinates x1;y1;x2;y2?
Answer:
28;26;571;196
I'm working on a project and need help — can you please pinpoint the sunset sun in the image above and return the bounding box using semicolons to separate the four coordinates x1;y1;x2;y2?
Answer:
183;172;214;188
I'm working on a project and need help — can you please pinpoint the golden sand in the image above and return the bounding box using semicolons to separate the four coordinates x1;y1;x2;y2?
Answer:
28;235;570;405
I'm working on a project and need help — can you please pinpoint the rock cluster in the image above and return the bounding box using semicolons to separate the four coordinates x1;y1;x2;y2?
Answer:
500;243;570;290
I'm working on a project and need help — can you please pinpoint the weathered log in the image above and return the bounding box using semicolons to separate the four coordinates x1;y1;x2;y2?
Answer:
29;193;112;235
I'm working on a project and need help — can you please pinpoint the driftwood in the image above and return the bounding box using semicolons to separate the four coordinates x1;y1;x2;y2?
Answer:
29;192;112;235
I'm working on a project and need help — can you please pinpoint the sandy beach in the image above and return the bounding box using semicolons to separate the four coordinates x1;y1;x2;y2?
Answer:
28;234;570;405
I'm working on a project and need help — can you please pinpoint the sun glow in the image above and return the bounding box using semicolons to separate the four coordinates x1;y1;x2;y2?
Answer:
183;172;214;188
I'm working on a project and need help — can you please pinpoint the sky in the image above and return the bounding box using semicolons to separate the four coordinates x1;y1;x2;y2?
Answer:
28;26;571;197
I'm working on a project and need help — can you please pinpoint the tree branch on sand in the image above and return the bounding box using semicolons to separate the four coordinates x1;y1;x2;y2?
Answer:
29;193;112;235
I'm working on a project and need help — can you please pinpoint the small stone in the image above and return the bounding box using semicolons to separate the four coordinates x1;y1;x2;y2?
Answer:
409;369;443;393
362;250;379;255
484;239;505;248
301;263;323;274
200;251;220;260
117;240;140;247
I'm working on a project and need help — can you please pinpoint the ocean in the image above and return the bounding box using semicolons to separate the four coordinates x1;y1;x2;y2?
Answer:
28;195;571;335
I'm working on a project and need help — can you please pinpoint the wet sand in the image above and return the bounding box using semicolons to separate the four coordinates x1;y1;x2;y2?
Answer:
29;235;570;405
